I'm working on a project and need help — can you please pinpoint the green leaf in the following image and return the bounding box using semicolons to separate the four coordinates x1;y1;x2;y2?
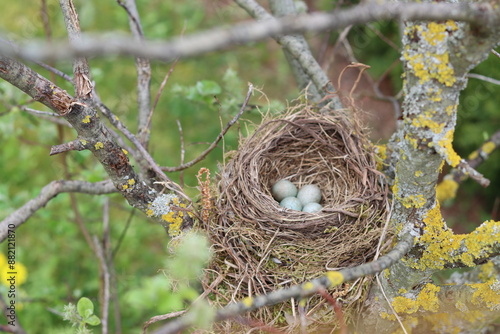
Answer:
84;314;101;326
77;297;94;318
196;80;221;96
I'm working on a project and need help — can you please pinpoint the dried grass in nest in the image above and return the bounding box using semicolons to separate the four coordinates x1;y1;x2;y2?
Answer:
202;104;389;330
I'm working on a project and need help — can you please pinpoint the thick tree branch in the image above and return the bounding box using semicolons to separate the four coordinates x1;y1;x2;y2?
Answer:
0;3;498;62
0;56;192;236
0;180;116;241
152;232;415;334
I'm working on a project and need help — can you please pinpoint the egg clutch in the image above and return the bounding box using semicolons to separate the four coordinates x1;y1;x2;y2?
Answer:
271;179;323;212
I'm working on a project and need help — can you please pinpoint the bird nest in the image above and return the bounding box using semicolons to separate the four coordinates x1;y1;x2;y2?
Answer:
201;104;389;330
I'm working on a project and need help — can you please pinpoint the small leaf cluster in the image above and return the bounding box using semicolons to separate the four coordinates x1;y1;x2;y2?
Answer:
62;297;101;334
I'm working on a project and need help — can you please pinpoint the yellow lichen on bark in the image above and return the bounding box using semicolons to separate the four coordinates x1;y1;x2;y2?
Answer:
374;144;387;171
411;111;445;134
421;21;458;46
436;176;459;202
403;21;458;87
434;129;461;167
400;194;427;208
392;283;441;314
162;211;184;237
325;271;344;286
468;279;500;311
403;51;456;87
481;141;496;155
412;203;500;270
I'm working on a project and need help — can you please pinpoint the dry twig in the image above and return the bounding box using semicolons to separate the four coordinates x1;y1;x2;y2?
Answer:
162;84;254;172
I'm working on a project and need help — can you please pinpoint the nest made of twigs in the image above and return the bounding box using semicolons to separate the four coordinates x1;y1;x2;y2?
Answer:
203;103;389;330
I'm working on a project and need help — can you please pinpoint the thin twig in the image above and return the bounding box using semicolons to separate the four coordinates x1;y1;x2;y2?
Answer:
176;119;186;188
146;59;179;135
50;138;86;155
112;209;135;259
467;73;500;86
116;0;152;146
443;130;500;188
93;233;110;334
34;60;73;82
0;180;116;242
162;84;254;172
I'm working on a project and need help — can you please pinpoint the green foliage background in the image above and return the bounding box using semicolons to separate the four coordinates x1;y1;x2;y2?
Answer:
0;0;498;332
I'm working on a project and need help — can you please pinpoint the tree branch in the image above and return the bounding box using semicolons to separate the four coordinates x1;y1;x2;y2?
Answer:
440;129;500;193
50;138;86;155
91;93;181;191
116;0;152;147
152;232;415;334
0;56;192;237
59;0;93;99
248;0;324;102
0;180;116;242
1;3;498;62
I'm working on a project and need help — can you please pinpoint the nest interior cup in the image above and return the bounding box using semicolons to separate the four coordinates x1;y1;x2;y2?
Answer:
211;105;388;299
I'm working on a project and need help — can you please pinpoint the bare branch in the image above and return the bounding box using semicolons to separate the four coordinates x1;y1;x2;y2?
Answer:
267;0;322;101
162;84;254;172
116;0;152;146
467;72;500;86
237;0;342;105
93;228;110;334
151;232;415;334
14;105;72;127
440;129;500;193
33;60;73;82
50;138;86;155
0;180;116;242
59;0;93;99
148;59;178;134
1;3;498;62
